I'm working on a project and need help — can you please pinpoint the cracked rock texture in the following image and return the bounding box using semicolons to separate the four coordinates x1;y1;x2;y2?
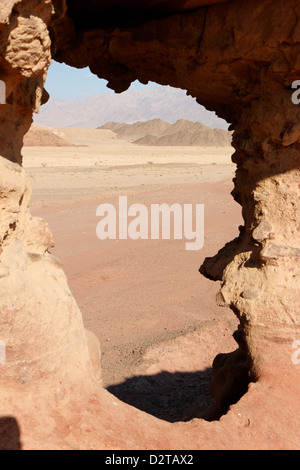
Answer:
0;0;299;449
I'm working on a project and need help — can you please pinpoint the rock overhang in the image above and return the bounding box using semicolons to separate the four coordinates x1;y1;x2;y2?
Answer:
64;0;230;29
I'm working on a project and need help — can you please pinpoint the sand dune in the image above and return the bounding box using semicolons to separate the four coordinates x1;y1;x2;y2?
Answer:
50;127;126;147
24;124;131;148
24;124;77;147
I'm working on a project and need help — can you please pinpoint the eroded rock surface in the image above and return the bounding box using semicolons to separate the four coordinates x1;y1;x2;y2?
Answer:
0;0;299;449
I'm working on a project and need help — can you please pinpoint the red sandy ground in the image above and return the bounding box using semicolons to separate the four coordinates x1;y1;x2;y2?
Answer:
10;177;298;450
32;178;242;422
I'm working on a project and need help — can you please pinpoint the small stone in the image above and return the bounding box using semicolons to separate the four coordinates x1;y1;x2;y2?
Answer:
241;290;259;300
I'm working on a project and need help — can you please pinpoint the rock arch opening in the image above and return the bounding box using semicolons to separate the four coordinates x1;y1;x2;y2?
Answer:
25;58;247;422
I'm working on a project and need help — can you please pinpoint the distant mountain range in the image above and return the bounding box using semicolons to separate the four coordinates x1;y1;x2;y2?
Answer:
99;119;232;147
25;119;232;148
34;85;229;130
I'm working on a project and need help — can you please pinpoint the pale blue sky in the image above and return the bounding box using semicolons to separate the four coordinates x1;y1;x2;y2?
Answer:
45;61;154;101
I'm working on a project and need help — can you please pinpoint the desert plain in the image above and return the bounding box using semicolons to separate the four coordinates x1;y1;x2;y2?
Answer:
23;125;242;422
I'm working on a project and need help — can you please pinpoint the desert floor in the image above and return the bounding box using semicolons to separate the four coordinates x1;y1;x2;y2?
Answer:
23;133;243;422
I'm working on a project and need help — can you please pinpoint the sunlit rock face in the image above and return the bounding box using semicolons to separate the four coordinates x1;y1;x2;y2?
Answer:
0;0;299;450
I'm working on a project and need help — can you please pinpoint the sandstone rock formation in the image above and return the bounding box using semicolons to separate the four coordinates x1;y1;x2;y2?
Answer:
0;0;299;449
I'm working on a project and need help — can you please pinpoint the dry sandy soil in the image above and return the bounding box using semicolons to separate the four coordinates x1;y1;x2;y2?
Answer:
23;128;243;423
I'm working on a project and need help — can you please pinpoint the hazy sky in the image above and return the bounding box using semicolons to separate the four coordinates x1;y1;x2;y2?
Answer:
45;61;155;101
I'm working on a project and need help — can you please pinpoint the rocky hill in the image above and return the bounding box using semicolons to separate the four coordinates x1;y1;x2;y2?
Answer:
24;119;232;148
99;119;232;147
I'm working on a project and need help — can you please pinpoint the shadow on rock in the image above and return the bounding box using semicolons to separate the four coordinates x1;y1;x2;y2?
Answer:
0;416;22;450
107;368;220;423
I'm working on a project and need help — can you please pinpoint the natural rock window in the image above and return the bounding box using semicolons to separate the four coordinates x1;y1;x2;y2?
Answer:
0;0;299;450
